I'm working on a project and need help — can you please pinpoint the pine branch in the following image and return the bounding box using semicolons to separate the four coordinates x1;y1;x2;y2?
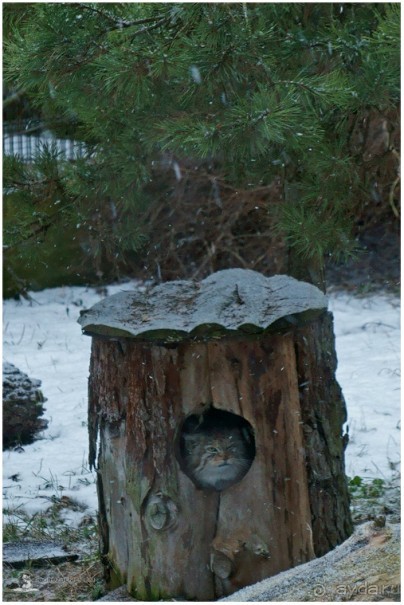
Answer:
3;221;52;250
78;3;166;31
128;16;172;41
79;3;172;42
3;197;78;250
3;2;399;283
3;87;27;107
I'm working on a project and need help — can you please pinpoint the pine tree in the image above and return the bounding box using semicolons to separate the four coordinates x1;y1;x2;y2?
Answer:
3;2;400;292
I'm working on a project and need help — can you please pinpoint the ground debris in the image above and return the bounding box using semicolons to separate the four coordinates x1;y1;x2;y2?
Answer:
3;539;78;568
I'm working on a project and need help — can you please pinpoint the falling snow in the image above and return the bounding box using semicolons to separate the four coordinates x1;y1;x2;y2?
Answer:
2;282;400;525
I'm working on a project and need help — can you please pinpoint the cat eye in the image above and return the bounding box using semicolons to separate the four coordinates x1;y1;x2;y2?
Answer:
206;446;219;454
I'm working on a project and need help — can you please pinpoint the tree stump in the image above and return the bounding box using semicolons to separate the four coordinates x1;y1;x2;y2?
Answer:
3;362;48;450
79;269;352;600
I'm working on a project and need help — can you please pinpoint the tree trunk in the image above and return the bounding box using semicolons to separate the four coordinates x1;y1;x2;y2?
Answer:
287;252;353;554
294;311;353;556
288;250;326;293
88;322;351;600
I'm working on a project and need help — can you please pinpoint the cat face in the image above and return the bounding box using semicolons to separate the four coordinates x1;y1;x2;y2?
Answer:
182;428;252;491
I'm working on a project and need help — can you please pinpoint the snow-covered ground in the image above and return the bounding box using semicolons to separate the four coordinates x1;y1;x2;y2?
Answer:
329;293;400;480
2;283;400;525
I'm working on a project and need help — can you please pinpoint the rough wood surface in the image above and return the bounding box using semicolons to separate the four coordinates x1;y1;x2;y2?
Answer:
294;312;353;555
83;270;351;600
96;521;401;602
89;334;316;600
221;521;400;602
79;269;327;341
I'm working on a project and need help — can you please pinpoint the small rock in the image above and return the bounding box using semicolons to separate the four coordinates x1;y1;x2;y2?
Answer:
97;585;134;601
373;514;387;529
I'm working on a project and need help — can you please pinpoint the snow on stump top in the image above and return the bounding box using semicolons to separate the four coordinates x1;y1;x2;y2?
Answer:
78;269;327;342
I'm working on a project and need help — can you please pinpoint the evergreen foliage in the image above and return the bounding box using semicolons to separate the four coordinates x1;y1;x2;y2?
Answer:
3;2;400;292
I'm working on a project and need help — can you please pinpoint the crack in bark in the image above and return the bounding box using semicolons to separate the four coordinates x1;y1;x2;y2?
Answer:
212;492;222;600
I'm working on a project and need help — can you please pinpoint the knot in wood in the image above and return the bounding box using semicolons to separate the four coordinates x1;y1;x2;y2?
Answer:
144;493;178;532
210;550;234;579
252;543;270;558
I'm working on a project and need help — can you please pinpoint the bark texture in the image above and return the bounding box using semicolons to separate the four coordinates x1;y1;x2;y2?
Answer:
88;323;351;600
294;311;353;556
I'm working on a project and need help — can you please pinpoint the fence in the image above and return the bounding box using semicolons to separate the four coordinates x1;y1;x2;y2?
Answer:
3;120;88;162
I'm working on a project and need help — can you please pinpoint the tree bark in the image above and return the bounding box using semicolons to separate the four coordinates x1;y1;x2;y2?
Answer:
286;252;353;553
88;320;351;600
294;311;353;555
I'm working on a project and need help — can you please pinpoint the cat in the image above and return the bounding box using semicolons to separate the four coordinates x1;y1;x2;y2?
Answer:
181;420;254;491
